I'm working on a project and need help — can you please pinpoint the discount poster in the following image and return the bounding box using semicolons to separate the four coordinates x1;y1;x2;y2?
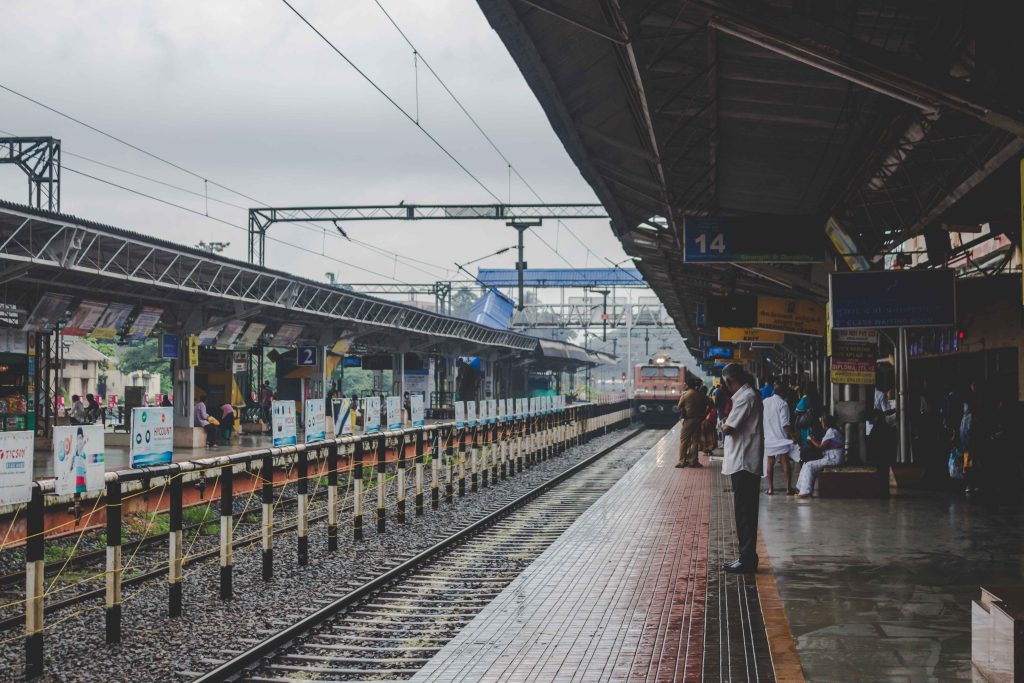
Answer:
130;407;173;467
304;399;326;443
410;395;424;427
53;425;105;496
363;396;381;435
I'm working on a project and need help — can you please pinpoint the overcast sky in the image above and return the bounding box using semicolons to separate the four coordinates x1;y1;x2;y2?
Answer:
0;0;632;288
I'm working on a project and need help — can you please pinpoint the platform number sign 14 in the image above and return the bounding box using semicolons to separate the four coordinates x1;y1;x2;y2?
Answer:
694;232;726;255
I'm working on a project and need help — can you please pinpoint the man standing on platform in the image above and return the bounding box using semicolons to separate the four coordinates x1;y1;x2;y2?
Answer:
720;363;764;573
676;374;707;468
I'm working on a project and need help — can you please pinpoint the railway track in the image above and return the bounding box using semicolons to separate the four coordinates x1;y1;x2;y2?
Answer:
192;427;660;682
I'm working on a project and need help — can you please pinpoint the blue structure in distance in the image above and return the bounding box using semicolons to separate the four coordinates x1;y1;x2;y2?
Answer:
476;267;645;288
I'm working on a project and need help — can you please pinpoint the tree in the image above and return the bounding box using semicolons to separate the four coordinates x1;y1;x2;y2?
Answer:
451;287;478;319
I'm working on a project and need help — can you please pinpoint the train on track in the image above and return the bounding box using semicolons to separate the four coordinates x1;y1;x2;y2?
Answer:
632;352;689;427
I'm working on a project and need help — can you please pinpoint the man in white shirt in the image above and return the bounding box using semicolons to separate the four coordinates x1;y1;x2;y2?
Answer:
763;388;800;495
720;363;764;574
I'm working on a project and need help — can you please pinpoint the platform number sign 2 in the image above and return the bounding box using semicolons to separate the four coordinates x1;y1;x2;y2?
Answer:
297;346;317;366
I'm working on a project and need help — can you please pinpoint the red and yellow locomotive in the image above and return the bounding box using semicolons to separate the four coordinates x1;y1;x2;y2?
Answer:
632;353;688;427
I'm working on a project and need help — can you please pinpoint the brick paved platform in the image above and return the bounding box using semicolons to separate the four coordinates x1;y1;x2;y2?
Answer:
411;426;790;682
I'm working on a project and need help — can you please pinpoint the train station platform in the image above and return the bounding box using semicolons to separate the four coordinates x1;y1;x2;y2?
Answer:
411;425;801;683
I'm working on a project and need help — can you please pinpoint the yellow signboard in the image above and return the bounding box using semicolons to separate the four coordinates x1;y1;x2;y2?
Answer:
188;335;199;368
718;327;784;343
756;296;825;337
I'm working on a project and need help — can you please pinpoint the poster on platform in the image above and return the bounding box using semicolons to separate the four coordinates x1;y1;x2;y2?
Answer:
53;425;105;496
0;431;33;506
386;396;402;430
363;396;381;434
454;401;466;429
496;399;505;423
479;399;491;426
271;400;297;447
23;292;74;333
63;300;107;337
466;400;477;427
90;303;134;341
129;407;173;467
332;398;353;436
410;395;424;427
237;322;266;348
270;324;303;348
515;398;525;419
304;399;326;443
126;306;163;342
486;399;496;425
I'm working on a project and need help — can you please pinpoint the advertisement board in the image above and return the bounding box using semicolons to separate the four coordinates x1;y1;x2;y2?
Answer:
332;398;354;436
90;303;135;341
23;292;73;333
829;329;879;385
479;399;491;425
410;395;424;427
271;400;297;447
63;300;107;336
454;401;466;429
270;324;303;347
129;407;174;467
386;396;402;430
466;400;477;427
53;425;105;495
363;396;381;434
237;322;266;348
217;320;246;348
0;431;33;506
830;270;956;328
304;399;326;443
196;325;221;347
126;306;163;342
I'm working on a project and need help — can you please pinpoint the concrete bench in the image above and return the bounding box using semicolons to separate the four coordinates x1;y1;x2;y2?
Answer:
973;586;1024;682
173;426;207;449
817;466;883;498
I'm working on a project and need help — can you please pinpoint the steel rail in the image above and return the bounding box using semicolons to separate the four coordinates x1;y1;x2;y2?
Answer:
194;425;644;683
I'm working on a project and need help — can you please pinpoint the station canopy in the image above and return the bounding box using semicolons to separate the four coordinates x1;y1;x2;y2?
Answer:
476;0;1024;341
0;201;539;355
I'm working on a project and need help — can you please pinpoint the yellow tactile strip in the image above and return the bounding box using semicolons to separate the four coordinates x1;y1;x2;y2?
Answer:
755;531;807;683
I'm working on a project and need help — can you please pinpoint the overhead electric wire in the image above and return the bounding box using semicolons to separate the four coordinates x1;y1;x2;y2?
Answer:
0;104;455;280
369;0;644;285
279;0;504;205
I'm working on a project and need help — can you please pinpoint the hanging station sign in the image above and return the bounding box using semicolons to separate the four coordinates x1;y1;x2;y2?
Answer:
830;270;956;329
718;327;784;343
756;296;826;336
683;215;823;263
62;300;107;336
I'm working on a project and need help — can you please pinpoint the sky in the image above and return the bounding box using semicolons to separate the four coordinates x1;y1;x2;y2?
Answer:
0;0;631;287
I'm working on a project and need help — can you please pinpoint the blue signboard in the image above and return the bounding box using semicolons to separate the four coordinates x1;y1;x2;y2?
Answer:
160;334;180;360
297;346;317;366
683;215;822;263
830;270;956;329
705;346;734;360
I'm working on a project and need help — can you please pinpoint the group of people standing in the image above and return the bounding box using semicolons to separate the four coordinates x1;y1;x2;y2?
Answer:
676;365;848;574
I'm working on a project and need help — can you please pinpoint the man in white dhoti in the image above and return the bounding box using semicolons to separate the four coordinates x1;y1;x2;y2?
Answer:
763;387;800;495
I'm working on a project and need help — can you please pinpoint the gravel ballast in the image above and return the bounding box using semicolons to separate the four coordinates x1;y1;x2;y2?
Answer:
0;426;657;682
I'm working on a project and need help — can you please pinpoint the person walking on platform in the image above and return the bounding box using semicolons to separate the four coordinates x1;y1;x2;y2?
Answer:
720;363;764;574
763;386;799;495
676;375;707;468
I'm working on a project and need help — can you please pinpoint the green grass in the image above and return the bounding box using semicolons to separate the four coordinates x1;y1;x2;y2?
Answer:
126;510;171;538
182;505;219;535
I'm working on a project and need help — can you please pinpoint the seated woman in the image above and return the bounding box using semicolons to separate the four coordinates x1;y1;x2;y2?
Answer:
796;414;844;498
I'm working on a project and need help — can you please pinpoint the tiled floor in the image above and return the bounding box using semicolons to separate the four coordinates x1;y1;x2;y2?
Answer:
412;426;761;682
760;472;1022;682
